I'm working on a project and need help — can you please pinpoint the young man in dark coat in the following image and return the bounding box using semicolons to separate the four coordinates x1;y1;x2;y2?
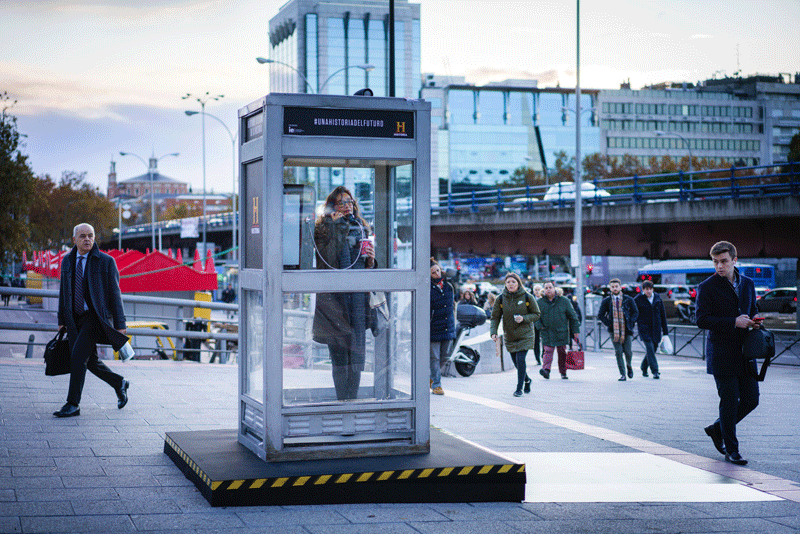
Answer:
634;280;669;379
55;223;129;417
695;241;760;465
598;279;639;381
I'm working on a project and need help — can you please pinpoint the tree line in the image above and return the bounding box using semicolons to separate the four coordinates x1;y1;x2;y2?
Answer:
1;94;117;269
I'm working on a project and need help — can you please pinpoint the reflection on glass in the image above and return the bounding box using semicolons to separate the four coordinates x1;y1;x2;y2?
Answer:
283;161;413;270
244;290;264;401
283;291;413;406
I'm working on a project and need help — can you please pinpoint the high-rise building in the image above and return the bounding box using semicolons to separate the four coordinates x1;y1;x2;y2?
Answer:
268;0;421;98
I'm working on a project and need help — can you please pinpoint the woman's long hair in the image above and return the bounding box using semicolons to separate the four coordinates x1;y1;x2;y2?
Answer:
316;185;370;232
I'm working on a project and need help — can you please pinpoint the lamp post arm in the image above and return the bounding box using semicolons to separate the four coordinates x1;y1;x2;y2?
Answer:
319;64;374;92
257;58;314;93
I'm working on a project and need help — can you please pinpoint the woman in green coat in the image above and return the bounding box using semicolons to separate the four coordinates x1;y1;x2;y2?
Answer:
491;273;541;397
535;281;580;380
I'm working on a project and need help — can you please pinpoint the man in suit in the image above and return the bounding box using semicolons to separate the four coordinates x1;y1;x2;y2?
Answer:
634;280;669;379
695;241;760;465
54;223;130;417
598;279;639;381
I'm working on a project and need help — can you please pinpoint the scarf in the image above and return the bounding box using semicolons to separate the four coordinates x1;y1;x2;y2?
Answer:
612;295;625;343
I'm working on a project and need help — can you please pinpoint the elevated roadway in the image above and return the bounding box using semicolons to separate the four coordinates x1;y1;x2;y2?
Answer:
431;195;800;259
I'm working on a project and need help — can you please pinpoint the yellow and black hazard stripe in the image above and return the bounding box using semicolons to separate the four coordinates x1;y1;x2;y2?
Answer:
211;463;525;491
165;435;526;506
164;435;214;489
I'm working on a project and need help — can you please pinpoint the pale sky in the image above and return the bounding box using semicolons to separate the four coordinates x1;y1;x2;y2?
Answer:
3;0;798;197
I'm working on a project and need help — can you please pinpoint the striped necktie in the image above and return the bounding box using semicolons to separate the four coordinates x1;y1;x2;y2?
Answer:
74;256;85;316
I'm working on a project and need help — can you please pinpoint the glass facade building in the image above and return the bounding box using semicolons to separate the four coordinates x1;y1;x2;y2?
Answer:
421;75;601;202
268;0;421;211
268;0;420;98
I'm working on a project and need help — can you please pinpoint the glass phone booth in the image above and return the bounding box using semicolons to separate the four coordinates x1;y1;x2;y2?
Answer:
237;94;431;461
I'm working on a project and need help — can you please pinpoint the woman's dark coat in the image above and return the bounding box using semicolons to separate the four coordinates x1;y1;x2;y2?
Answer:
312;215;371;368
490;287;540;353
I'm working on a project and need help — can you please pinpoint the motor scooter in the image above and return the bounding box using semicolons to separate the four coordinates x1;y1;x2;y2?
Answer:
442;303;486;377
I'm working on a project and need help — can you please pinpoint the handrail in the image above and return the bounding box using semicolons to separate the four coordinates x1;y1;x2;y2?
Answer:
0;287;237;312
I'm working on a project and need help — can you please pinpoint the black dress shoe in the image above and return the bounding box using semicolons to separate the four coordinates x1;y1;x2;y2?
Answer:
627;366;634;379
116;380;129;409
704;424;726;455
561;374;568;379
642;370;649;377
539;368;550;380
524;377;531;393
725;452;747;465
54;403;80;418
652;373;660;379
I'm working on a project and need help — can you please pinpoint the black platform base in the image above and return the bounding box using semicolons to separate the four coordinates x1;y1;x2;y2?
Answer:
164;428;525;507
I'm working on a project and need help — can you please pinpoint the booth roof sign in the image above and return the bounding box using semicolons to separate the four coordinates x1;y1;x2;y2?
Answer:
284;107;414;139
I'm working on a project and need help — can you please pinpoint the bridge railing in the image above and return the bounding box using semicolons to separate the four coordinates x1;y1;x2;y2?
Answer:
433;161;800;215
0;287;238;363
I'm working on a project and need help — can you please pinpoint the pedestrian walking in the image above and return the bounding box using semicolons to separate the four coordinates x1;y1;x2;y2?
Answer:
696;241;760;465
54;223;130;417
0;277;10;306
634;280;668;379
532;283;543;364
535;281;580;380
430;258;456;396
490;273;540;396
598;278;639;381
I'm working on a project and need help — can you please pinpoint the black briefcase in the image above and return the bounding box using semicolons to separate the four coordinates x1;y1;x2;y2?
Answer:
744;327;776;382
43;328;70;376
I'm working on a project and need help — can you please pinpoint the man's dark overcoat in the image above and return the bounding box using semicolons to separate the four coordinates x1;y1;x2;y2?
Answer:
58;243;128;352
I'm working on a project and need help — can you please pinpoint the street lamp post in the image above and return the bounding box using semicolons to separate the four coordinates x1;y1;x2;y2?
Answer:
256;57;374;94
655;130;693;188
119;151;179;252
183;92;224;257
573;0;585;347
185;110;237;262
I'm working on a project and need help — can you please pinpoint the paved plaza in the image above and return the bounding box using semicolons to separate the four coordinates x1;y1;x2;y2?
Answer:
1;348;799;533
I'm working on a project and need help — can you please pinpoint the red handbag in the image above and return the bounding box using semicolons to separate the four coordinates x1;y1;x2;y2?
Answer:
566;341;584;370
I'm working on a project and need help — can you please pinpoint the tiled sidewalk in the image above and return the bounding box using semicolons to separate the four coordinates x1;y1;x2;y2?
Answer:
1;351;799;533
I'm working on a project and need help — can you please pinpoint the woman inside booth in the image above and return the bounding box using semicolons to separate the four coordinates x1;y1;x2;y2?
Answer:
312;186;376;400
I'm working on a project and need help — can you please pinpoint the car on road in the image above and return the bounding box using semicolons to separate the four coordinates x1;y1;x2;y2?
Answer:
543;182;611;204
653;284;693;318
551;272;575;284
756;287;798;314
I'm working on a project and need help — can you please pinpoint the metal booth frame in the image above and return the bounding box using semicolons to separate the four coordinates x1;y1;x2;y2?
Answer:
237;94;432;462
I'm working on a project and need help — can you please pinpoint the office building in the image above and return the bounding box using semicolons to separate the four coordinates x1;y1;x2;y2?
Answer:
420;74;600;203
268;0;420;98
598;74;800;168
699;74;800;164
